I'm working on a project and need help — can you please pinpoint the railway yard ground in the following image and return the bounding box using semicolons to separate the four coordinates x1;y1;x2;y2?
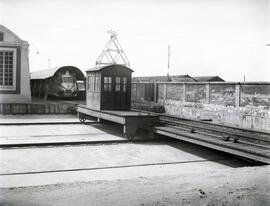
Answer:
0;114;269;206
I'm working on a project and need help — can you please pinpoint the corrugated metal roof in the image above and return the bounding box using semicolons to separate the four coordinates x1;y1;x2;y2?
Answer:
30;67;60;79
30;66;86;80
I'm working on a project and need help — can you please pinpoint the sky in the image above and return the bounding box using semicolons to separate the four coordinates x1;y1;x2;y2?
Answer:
0;0;269;81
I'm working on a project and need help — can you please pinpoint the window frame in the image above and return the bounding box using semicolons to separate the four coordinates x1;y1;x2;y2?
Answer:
103;76;112;92
115;76;121;92
95;75;100;92
122;77;127;92
87;75;95;92
0;47;17;91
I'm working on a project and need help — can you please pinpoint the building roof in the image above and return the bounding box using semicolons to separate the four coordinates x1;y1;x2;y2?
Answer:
0;24;22;42
31;66;85;80
133;75;225;83
132;75;196;83
31;67;60;79
192;76;225;82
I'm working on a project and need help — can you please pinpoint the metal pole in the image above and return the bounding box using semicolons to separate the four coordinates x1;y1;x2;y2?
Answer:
48;58;51;69
167;45;170;81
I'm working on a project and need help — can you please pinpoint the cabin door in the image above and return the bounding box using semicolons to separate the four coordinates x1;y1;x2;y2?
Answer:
114;76;127;110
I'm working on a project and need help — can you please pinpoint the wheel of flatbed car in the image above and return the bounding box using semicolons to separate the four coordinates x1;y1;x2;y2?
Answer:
125;133;134;141
79;116;86;122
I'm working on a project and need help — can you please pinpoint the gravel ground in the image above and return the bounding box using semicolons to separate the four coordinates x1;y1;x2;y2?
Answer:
0;166;269;206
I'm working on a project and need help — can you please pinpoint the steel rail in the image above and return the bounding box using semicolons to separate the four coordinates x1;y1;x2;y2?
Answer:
131;109;270;164
0;138;159;149
155;126;270;164
0;157;232;176
163;124;270;150
132;109;270;137
159;115;270;142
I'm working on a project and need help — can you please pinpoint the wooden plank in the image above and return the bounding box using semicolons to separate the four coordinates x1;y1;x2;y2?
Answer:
77;107;125;124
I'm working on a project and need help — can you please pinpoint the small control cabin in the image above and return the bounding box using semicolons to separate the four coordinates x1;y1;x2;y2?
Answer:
86;64;133;110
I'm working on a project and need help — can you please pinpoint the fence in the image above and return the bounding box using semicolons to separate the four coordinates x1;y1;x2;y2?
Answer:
132;82;270;108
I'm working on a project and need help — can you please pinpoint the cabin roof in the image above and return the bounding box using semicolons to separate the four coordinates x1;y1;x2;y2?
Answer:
86;64;133;73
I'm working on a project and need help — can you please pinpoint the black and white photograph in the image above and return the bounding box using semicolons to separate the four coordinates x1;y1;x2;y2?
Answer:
0;0;269;205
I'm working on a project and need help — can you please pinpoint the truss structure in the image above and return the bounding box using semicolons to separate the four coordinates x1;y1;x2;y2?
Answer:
96;30;130;68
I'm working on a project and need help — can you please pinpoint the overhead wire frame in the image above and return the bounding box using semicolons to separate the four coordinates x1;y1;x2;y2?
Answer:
96;30;130;68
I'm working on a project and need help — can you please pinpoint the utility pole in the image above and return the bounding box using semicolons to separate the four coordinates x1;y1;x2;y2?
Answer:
48;58;51;69
167;45;170;81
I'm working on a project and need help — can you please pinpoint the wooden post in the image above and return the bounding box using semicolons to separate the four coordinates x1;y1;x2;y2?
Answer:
154;83;158;102
44;80;49;100
183;83;186;102
206;83;210;104
163;83;167;102
235;83;241;107
132;83;137;101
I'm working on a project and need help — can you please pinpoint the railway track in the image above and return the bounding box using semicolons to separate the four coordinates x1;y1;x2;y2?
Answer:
1;111;269;164
153;113;270;164
159;115;270;145
0;113;260;189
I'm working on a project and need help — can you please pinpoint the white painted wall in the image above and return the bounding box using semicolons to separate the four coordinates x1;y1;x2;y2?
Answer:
0;25;31;103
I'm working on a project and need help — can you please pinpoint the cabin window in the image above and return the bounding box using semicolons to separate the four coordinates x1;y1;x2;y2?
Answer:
95;75;100;91
115;77;121;91
104;76;112;91
122;77;127;92
0;48;16;90
88;76;95;91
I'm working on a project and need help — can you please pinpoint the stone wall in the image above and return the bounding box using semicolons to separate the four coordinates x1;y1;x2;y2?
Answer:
132;82;270;132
